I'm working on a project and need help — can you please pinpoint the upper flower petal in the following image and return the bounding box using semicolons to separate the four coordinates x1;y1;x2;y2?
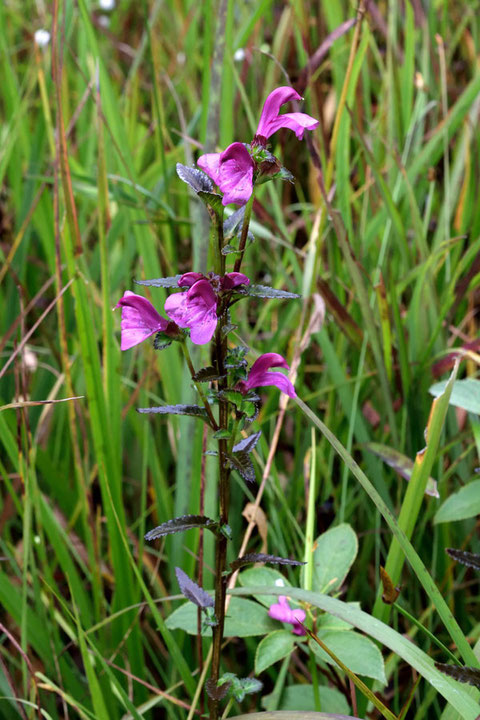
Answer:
178;272;204;287
218;142;254;206
186;279;218;344
115;291;168;350
256;86;319;140
222;272;250;289
197;153;222;185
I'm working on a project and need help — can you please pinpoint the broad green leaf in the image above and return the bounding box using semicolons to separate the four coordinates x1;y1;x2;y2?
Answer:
165;597;276;637
434;480;480;524
238;567;292;608
310;630;386;684
231;586;480;719
255;630;295;674
261;684;350;715
312;523;358;594
429;378;480;415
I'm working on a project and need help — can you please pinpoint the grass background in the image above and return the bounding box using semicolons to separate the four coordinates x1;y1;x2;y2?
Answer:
1;0;479;717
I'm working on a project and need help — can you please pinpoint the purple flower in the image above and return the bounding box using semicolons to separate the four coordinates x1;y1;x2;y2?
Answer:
197;86;318;206
238;353;296;398
115;291;169;350
164;272;249;345
268;596;306;636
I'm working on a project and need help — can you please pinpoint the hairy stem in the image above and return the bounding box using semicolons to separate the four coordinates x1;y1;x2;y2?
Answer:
181;342;219;430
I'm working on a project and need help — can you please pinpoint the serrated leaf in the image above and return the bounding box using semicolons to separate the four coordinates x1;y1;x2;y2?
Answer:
237;283;300;300
255;630;295;674
446;548;480;571
137;404;208;419
205;678;231;701
176;163;213;193
365;442;439;497
435;663;480;688
231;553;305;572
221;244;242;256
135;275;183;288
192;366;226;383
225;346;248;369
153;334;172;351
175;567;214;609
232;430;262;454
240;677;263;696
219;389;246;408
144;515;219;541
227;451;255;483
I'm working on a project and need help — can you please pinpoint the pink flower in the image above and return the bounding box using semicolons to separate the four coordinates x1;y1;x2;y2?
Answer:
164;272;249;345
238;353;296;398
268;596;306;636
197;86;318;206
115;291;169;350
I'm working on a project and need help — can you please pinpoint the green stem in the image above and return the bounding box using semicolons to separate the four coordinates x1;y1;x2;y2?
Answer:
233;190;255;273
181;342;218;430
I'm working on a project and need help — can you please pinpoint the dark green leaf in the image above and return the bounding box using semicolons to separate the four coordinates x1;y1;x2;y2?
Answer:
435;663;480;688
176;163;213;193
135;275;182;288
225;346;248;369
226;451;256;483
137;404;208;419
233;430;261;454
153;333;172;351
230;553;306;572
238;283;301;300
221;244;242;255
213;429;232;439
145;515;219;541
446;548;480;571
175;567;214;609
192;366;226;383
223;206;255;243
198;190;224;216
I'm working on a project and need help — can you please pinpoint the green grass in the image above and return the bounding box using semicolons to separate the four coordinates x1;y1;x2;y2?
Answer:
1;1;480;718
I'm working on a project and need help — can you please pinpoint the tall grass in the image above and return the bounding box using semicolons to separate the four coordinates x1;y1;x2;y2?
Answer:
1;1;479;718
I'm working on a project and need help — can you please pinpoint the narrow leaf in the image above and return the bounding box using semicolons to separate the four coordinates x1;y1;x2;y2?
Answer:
446;548;480;571
232;430;262;454
135;275;183;288
137;404;208;419
231;553;305;572
175;567;214;608
223;206;255;242
237;283;300;300
176;163;213;193
435;663;480;688
145;515;219;541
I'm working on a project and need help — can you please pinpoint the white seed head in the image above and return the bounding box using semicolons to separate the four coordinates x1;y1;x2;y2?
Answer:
34;29;51;47
233;48;246;62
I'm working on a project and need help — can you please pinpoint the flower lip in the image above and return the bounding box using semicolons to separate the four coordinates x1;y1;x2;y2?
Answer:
268;596;306;636
237;352;296;398
115;291;169;351
255;86;319;141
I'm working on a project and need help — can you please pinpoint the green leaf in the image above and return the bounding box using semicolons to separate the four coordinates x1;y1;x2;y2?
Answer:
198;190;224;216
261;684;351;715
255;630;295;674
176;163;213;193
434;480;480;524
165;597;276;637
237;283;300;300
312;523;358;594
364;442;439;497
429;378;480;415
223;206;255;243
231;586;480;719
144;515;219;541
310;630;386;684
137;404;208;419
238;567;292;608
231;554;305;572
446;548;480;571
135;275;183;288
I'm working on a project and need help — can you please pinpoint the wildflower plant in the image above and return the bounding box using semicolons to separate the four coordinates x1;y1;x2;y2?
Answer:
116;86;318;718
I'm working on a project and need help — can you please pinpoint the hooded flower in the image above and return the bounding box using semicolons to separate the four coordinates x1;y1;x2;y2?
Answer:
197;86;318;206
268;596;306;636
164;271;249;345
238;353;296;398
115;291;169;350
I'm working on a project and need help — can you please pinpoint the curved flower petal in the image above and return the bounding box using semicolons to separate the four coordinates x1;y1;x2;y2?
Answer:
256;86;319;140
197;153;222;185
268;596;306;635
179;272;204;287
218;142;254;206
164;291;190;328
246;353;296;398
115;291;168;350
186;280;218;344
222;272;250;289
